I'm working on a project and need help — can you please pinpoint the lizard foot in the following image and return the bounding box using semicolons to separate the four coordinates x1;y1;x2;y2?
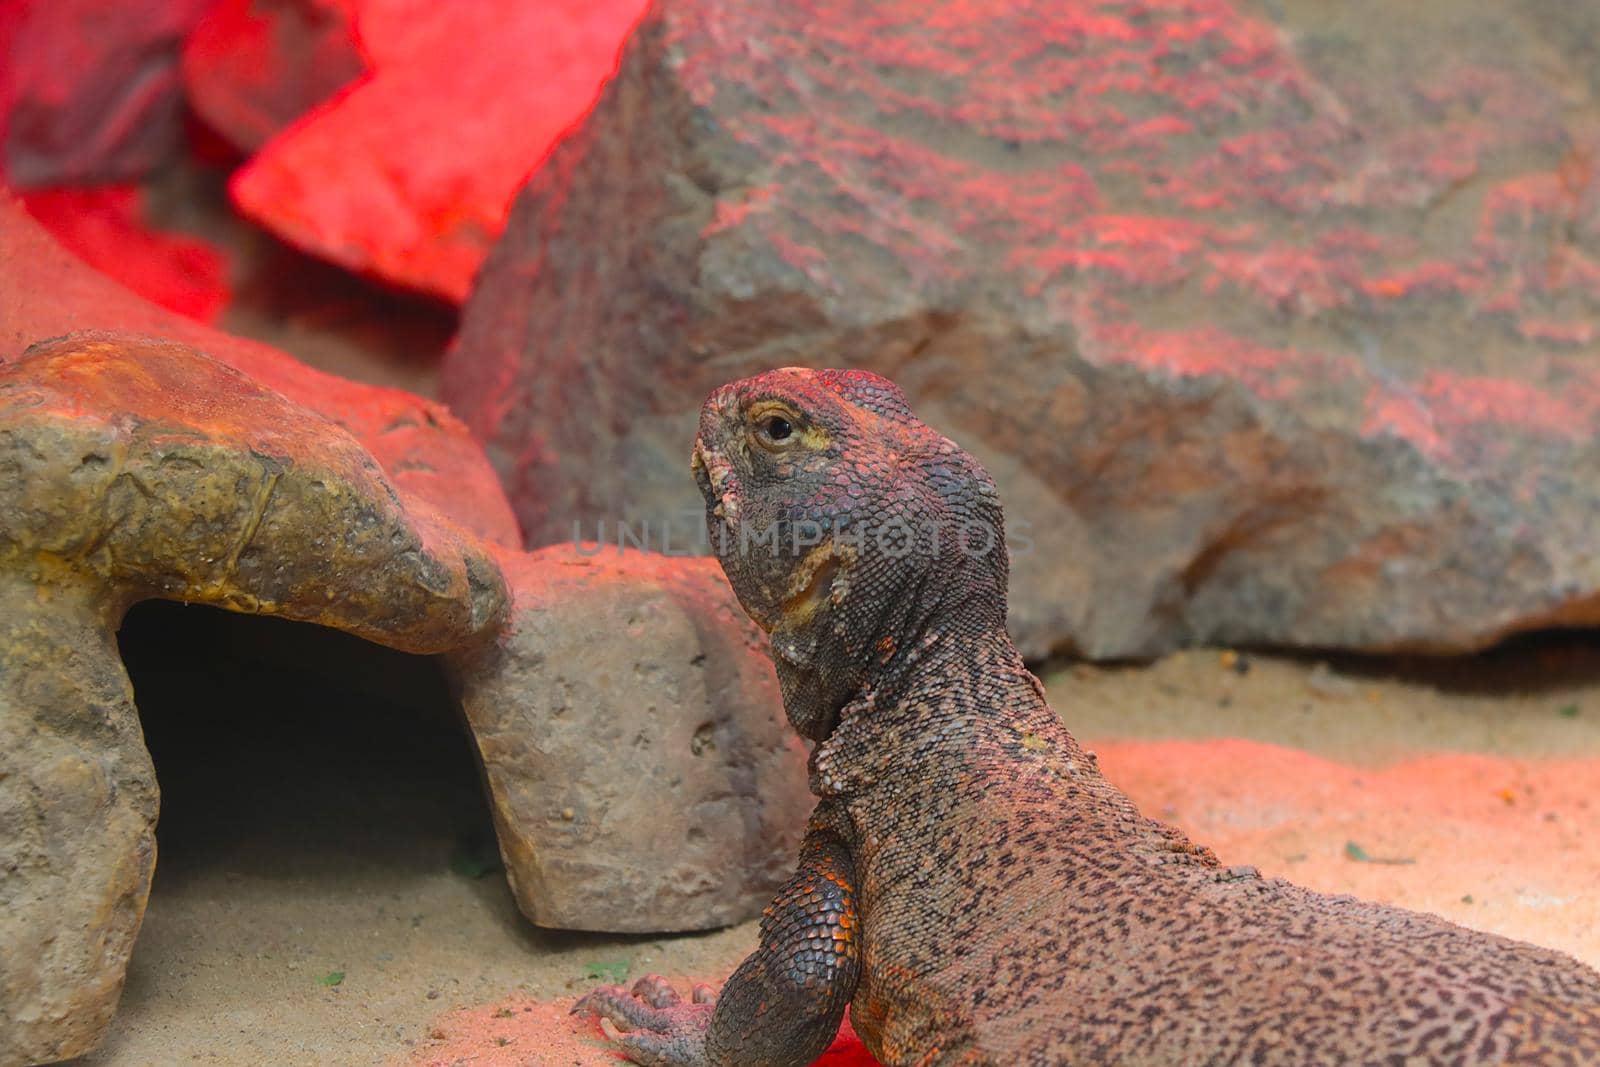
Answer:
572;976;718;1066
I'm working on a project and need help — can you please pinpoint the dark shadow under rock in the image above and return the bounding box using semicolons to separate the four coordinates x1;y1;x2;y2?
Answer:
118;600;494;888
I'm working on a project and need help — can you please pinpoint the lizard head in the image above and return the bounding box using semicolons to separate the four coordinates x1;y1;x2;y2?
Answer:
692;367;1008;740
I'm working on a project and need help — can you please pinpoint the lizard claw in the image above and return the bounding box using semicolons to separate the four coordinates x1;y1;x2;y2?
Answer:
631;973;682;1009
571;984;654;1030
574;978;715;1066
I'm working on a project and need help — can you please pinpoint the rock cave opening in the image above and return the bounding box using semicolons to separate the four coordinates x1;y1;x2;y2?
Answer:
113;598;510;965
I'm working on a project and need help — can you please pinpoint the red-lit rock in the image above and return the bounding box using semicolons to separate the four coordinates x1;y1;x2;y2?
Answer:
180;0;363;153
444;0;1600;659
1;0;212;185
0;191;521;547
18;186;229;322
228;0;650;301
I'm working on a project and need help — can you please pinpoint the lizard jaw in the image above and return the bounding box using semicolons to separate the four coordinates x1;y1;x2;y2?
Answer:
773;539;856;635
778;549;840;629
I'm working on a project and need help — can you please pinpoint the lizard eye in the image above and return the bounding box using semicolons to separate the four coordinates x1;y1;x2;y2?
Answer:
752;411;799;451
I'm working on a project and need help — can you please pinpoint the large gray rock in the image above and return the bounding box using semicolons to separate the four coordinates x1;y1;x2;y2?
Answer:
450;545;809;932
443;0;1600;659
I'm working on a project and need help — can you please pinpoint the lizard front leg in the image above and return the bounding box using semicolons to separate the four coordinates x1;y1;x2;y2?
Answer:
576;816;862;1066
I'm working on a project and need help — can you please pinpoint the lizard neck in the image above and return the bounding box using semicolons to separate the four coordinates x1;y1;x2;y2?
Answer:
807;622;1187;868
769;542;1012;742
807;621;1074;796
873;624;1046;727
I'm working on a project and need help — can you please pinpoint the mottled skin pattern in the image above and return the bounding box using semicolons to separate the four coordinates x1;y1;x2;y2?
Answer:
577;368;1600;1065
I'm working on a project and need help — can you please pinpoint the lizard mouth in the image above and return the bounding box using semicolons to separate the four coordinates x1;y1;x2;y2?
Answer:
691;440;715;506
691;438;740;526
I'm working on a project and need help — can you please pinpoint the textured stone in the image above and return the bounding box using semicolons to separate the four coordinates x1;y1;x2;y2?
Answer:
0;337;810;1063
228;0;649;300
450;545;810;932
1;0;211;185
0;335;507;1066
444;0;1600;659
0;192;522;548
181;0;363;153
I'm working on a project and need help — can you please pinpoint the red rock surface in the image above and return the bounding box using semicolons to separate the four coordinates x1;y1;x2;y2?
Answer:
1;0;212;185
228;0;650;301
0;191;521;547
444;0;1600;659
18;186;230;321
181;0;364;153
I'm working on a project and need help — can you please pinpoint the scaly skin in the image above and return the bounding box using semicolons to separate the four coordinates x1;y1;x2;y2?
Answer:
577;368;1600;1065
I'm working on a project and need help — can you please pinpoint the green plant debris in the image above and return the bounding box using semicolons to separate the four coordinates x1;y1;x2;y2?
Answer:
583;959;631;984
319;971;345;987
493;1007;516;1019
1344;841;1415;865
1558;704;1580;719
450;832;503;879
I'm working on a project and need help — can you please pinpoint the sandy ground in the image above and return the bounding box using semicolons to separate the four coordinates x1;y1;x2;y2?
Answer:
68;626;1600;1067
